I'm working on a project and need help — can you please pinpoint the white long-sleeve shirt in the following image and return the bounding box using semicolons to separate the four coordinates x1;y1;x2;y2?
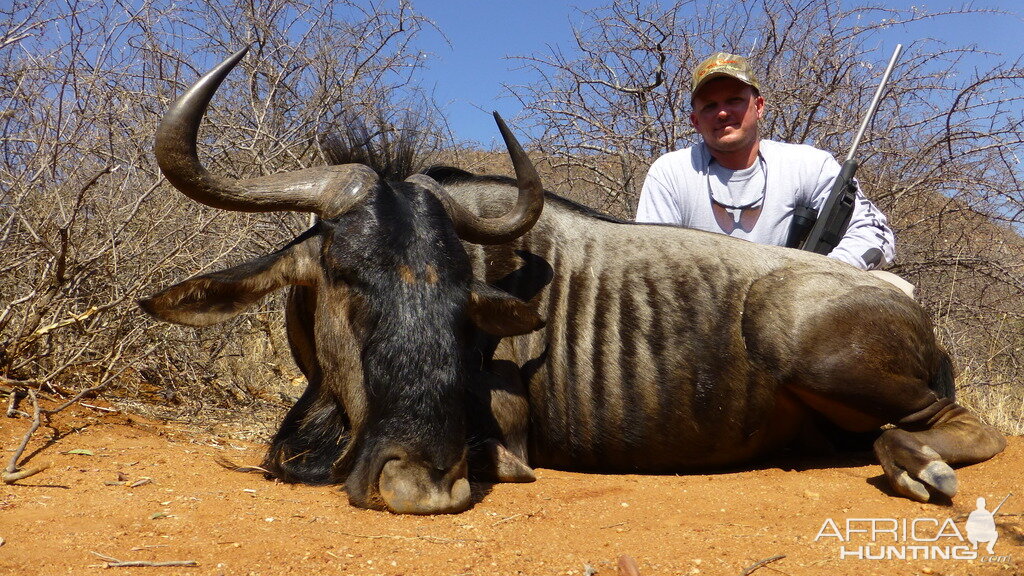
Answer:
636;140;894;270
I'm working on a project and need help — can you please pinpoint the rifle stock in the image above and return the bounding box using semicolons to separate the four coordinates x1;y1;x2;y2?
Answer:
800;158;859;254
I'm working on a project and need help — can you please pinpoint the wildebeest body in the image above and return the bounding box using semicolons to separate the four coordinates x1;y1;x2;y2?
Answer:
435;170;1003;497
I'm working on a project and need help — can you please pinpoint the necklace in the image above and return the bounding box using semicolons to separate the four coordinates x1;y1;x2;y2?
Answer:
704;147;766;231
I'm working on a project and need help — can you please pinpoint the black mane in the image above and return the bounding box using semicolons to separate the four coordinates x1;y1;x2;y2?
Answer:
322;117;630;227
321;110;435;181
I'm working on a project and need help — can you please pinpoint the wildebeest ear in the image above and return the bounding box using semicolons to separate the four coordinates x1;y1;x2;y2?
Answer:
467;279;545;337
140;234;321;327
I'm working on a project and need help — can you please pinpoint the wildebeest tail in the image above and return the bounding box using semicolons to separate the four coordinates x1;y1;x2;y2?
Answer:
931;348;956;401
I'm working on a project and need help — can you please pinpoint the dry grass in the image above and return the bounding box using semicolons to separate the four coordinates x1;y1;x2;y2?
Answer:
957;384;1024;436
939;314;1024;436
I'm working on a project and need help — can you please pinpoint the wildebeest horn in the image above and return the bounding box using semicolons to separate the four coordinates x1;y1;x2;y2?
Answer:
407;113;544;245
155;46;377;218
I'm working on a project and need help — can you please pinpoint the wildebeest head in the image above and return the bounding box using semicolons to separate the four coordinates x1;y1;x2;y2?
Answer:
140;47;545;514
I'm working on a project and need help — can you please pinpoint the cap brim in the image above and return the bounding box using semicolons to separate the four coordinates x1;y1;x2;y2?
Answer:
693;71;756;95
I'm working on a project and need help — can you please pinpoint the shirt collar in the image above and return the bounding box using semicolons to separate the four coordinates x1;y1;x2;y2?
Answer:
699;140;771;172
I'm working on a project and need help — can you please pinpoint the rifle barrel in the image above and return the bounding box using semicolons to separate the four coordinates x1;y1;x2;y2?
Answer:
846;44;903;162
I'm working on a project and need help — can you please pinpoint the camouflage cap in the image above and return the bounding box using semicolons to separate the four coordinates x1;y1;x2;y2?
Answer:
691;52;760;95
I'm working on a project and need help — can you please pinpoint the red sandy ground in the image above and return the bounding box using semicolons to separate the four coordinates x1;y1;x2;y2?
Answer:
0;404;1021;576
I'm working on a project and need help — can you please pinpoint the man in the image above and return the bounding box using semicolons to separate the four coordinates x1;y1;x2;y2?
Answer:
636;52;894;271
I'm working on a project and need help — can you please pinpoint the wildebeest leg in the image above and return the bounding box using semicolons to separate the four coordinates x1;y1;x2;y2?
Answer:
467;356;534;483
789;361;1004;502
790;381;1004;502
749;279;1005;502
874;397;1005;501
263;287;348;484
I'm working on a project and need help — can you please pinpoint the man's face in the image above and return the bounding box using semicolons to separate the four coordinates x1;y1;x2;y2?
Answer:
690;77;765;155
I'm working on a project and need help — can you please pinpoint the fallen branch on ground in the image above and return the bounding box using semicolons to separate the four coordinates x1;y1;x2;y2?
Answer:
337;530;486;544
739;555;786;576
104;560;199;568
80;402;118;413
492;508;543;526
90;551;197;568
213;455;271;475
2;464;50;484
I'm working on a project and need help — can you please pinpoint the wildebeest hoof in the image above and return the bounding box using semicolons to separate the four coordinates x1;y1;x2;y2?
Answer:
919;460;957;498
484;439;536;483
894;470;931;502
892;460;957;502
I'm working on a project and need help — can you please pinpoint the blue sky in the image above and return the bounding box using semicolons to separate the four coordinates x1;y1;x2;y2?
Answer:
411;1;1024;146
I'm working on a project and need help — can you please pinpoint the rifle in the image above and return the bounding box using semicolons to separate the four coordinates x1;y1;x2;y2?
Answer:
787;45;903;253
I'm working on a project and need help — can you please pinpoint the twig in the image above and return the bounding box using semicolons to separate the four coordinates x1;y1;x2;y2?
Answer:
37;381;87;398
45;381;110;415
90;551;197;568
3;353;123;485
213;455;272;475
739;555;786;576
1;376;39;387
2;389;50;484
492;508;543;526
104;561;198;568
337;530;485;544
80;402;118;413
27;306;99;341
492;513;524;526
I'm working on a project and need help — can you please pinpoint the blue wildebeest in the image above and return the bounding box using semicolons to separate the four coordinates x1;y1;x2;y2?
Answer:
145;49;1005;514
